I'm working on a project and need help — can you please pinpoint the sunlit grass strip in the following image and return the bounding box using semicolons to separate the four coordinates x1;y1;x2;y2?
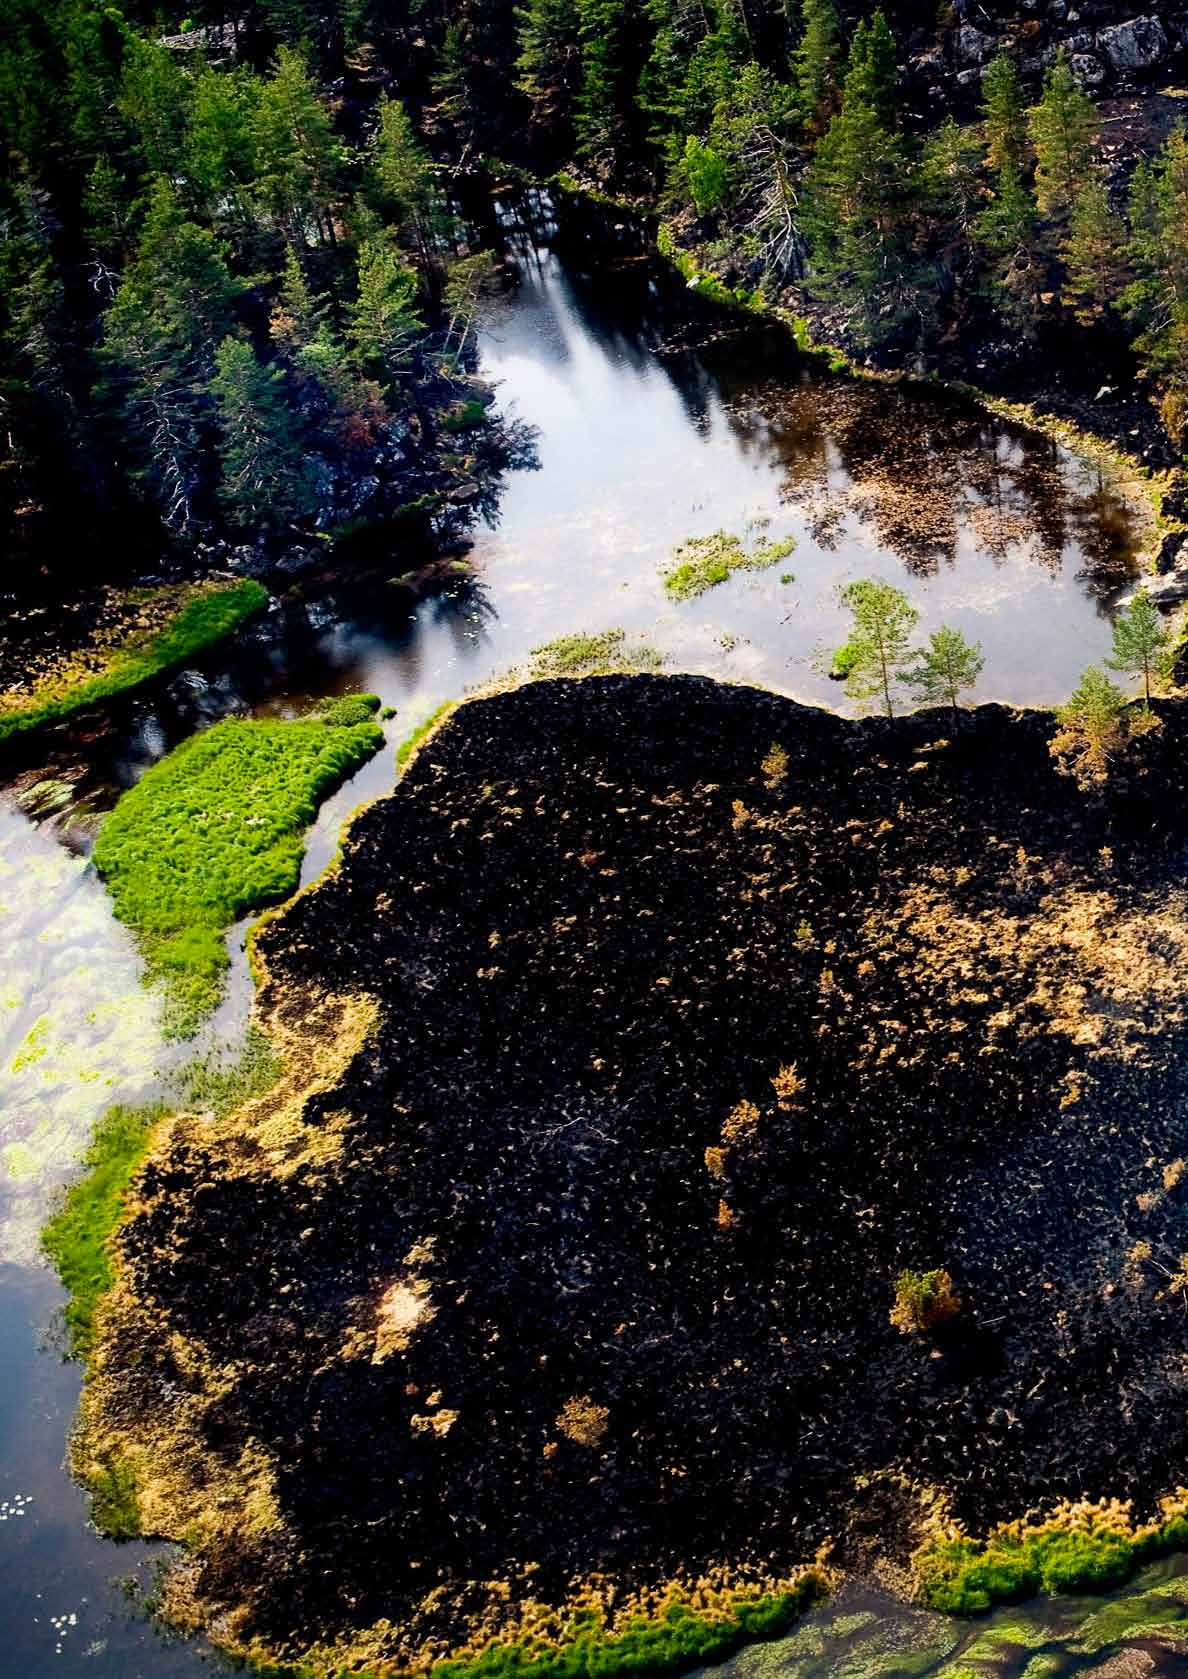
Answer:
396;700;458;775
0;579;268;745
426;1575;830;1679
93;709;383;1037
41;1102;169;1357
914;1495;1188;1615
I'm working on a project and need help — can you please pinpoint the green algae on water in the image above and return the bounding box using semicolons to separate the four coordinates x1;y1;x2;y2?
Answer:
93;707;383;1037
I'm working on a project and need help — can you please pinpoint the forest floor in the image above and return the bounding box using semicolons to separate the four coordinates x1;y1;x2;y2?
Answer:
70;673;1188;1674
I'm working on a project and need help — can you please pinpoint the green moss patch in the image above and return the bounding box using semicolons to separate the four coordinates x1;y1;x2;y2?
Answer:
428;1579;827;1679
396;701;458;774
93;710;383;1036
0;580;267;746
915;1499;1188;1617
529;629;664;678
661;529;794;602
41;1102;168;1356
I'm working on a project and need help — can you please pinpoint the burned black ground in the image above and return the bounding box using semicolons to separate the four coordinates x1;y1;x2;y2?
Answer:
100;676;1188;1662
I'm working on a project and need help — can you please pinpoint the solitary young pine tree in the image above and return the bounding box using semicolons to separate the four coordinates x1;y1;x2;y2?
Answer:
906;626;985;719
1049;664;1141;790
1029;51;1099;229
1108;589;1173;704
831;578;919;717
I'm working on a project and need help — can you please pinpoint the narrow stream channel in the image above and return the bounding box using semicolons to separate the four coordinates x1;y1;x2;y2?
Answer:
0;197;1168;1677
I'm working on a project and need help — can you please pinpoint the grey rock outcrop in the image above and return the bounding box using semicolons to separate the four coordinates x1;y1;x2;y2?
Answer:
1096;16;1168;74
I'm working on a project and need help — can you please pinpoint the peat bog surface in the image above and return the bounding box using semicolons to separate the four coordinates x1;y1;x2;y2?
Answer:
85;675;1188;1666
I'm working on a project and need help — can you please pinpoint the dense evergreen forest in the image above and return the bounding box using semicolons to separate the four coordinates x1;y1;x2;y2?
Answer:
4;0;1188;584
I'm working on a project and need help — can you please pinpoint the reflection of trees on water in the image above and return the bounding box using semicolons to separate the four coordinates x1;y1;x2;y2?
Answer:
713;377;1140;586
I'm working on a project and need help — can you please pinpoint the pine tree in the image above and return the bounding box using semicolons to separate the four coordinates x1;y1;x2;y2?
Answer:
251;46;342;247
1049;664;1141;791
97;180;241;530
516;0;584;138
349;238;423;378
1108;589;1173;704
371;96;433;222
1029;50;1098;229
842;9;897;129
574;0;626;163
707;62;800;278
831;578;919;717
981;51;1027;176
186;67;258;223
1063;177;1126;326
905;626;984;717
117;37;190;178
802;67;912;341
83;155;133;261
792;0;839;133
682;134;731;213
269;246;331;353
975;156;1042;334
922;118;984;246
210;336;314;526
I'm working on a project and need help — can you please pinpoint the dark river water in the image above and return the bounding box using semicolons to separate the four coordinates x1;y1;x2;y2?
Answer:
0;199;1169;1677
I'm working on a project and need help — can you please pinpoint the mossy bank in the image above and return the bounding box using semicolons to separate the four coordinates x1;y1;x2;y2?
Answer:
65;674;1188;1675
93;701;383;1036
0;579;267;749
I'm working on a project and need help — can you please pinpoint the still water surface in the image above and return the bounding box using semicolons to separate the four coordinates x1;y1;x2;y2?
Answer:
0;204;1162;1677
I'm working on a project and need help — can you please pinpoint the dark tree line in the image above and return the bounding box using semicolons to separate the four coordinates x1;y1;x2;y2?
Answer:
4;0;1188;574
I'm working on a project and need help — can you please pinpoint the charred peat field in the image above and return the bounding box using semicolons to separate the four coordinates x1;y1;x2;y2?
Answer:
79;674;1188;1675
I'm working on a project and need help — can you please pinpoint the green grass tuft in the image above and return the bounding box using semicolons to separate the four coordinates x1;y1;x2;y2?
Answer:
529;629;664;678
314;692;382;729
0;580;267;746
93;712;383;1036
662;530;795;602
87;1456;143;1540
396;701;457;774
42;1101;169;1356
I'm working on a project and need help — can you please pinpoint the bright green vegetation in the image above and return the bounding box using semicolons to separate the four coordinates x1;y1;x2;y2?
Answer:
529;629;664;678
890;1268;961;1336
915;1498;1188;1615
427;1579;827;1679
1049;665;1160;792
0;581;266;746
87;1456;143;1540
1108;589;1174;705
41;1101;168;1356
314;691;382;729
93;710;383;1036
396;702;457;775
169;1025;282;1118
662;530;795;602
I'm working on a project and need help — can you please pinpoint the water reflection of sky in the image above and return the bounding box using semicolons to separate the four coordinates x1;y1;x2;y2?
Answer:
236;229;1141;731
